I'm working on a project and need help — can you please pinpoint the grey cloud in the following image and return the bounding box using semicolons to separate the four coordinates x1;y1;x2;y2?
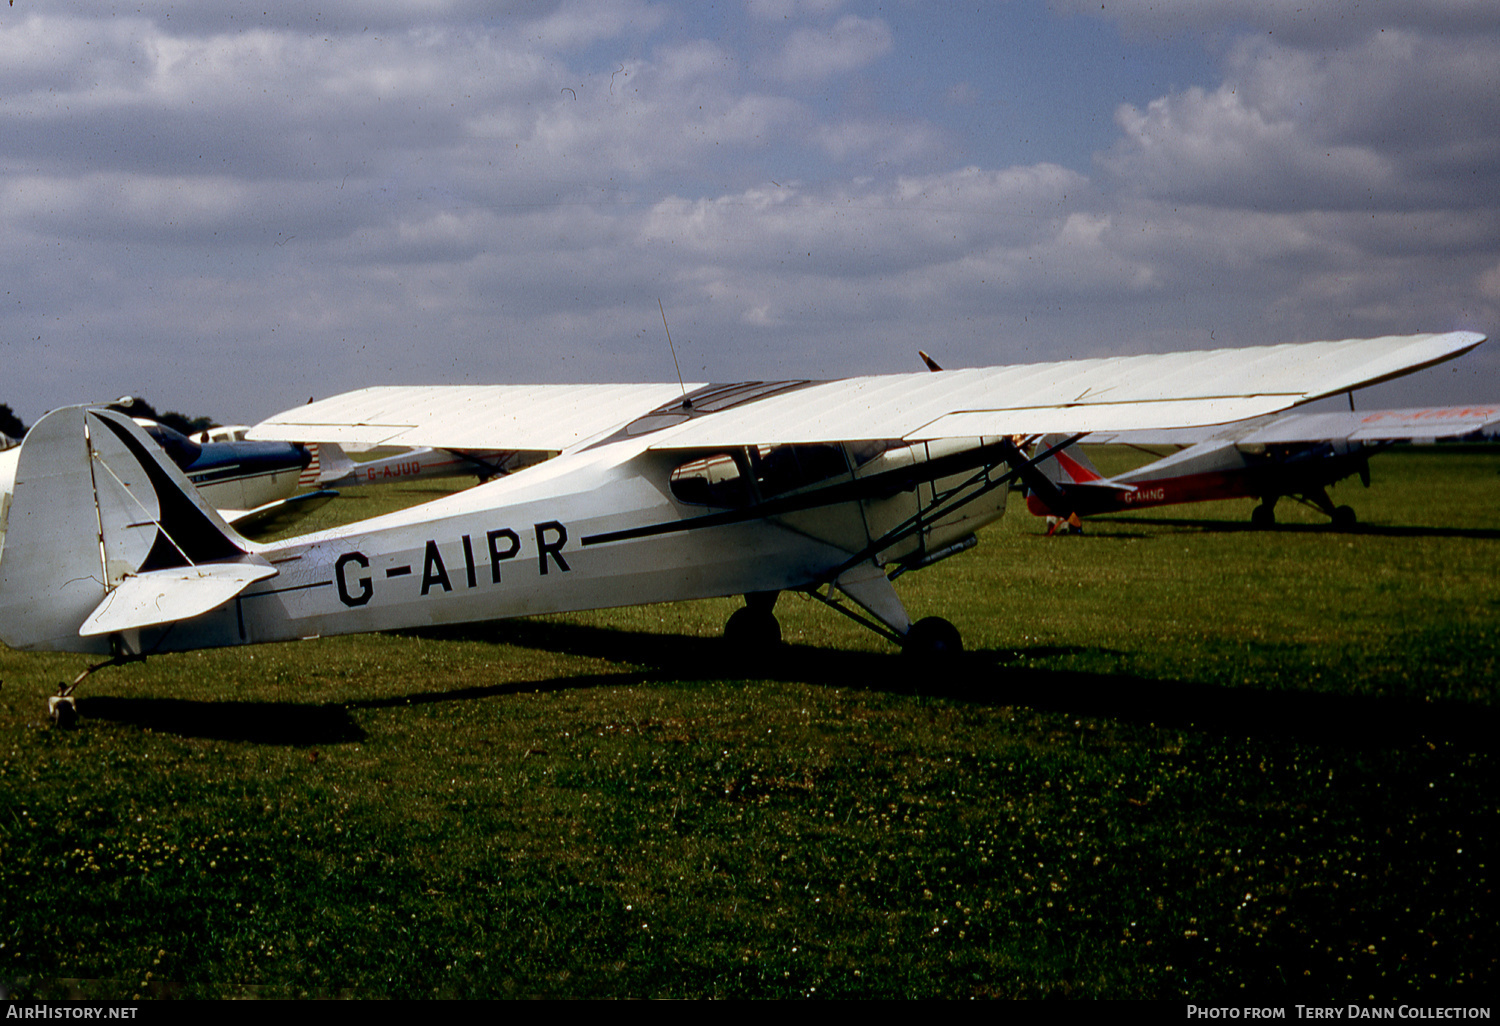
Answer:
1060;0;1500;46
0;3;1494;423
1100;29;1500;213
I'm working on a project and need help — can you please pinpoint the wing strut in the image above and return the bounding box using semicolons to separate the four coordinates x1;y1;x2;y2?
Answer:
581;434;1084;549
816;434;1084;587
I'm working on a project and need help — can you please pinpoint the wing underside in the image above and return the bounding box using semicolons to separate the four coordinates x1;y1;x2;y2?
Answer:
1085;403;1500;447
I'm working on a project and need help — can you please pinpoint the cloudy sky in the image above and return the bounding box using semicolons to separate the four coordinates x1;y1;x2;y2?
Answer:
3;0;1498;427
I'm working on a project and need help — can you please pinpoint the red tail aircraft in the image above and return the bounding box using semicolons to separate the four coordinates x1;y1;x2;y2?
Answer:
1026;405;1500;528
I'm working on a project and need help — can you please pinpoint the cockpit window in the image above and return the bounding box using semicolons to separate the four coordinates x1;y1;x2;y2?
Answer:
670;443;849;508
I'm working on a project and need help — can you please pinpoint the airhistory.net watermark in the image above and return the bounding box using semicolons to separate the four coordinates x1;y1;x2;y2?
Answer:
5;1009;138;1019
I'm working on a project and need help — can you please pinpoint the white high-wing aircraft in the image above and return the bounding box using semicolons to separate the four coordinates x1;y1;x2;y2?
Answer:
0;331;1484;724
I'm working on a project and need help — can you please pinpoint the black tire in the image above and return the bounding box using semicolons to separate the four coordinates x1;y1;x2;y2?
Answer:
1331;505;1356;529
1250;504;1276;529
902;616;963;658
724;606;782;651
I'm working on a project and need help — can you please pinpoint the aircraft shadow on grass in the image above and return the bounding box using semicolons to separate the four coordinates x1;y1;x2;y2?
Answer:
77;694;369;746
73;669;642;746
412;618;1497;752
72;617;1493;750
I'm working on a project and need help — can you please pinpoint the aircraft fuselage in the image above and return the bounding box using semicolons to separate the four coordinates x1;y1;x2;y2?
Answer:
46;427;1010;657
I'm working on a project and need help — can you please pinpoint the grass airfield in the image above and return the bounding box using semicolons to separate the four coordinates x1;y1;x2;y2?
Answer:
0;446;1495;999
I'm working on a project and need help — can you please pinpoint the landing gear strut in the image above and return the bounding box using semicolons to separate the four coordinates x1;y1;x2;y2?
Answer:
1254;490;1357;528
45;652;139;728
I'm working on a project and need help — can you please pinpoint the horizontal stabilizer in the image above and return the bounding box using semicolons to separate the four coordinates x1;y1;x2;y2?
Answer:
80;563;278;637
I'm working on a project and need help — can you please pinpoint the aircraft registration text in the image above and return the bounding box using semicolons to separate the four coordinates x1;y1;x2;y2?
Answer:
335;521;571;607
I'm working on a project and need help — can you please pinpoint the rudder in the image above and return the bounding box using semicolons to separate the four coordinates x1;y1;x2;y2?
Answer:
0;407;251;653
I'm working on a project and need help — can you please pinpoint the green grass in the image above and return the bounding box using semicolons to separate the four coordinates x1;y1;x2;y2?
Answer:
0;447;1495;998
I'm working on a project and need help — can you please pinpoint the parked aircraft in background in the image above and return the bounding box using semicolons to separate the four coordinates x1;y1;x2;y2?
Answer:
132;419;333;529
246;388;557;489
1026;404;1500;529
312;444;543;489
0;331;1484;725
203;422;538;492
1;416;331;556
3;412;538;561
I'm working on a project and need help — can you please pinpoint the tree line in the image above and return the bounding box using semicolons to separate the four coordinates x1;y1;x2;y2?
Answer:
0;400;216;442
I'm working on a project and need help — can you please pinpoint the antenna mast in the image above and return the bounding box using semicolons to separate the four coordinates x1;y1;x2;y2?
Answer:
659;298;686;399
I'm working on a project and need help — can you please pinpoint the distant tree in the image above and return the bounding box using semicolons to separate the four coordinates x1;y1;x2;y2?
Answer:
0;403;24;440
106;397;216;438
160;411;216;437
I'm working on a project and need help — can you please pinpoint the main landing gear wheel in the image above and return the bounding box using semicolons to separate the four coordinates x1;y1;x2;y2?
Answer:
902;617;963;659
1330;505;1357;529
724;605;782;651
1250;503;1276;529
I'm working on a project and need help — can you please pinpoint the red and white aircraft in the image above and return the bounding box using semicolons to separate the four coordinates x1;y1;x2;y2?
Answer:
0;331;1484;724
1026;403;1500;529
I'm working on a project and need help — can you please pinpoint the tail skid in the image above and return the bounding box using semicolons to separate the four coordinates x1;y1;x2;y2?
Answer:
0;407;274;654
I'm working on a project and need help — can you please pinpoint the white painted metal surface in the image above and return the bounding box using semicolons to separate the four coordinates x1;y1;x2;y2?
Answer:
1083;402;1500;447
249;383;700;450
80;563;278;636
248;332;1483;452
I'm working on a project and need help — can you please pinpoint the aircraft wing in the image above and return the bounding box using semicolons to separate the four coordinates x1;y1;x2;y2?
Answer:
648;332;1484;447
1236;405;1500;444
1084;402;1500;447
248;383;703;450
247;331;1483;451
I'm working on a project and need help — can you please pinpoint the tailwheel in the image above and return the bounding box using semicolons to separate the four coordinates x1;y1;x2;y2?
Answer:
44;652;139;728
902;616;963;659
48;695;79;729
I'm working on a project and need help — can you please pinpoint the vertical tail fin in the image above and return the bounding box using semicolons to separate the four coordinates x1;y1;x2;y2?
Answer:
0;407;252;653
312;441;356;485
1032;433;1105;486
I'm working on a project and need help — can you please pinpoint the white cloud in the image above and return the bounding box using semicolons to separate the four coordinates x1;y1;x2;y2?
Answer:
522;0;667;50
763;14;893;83
1102;84;1398;210
1100;28;1500;212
